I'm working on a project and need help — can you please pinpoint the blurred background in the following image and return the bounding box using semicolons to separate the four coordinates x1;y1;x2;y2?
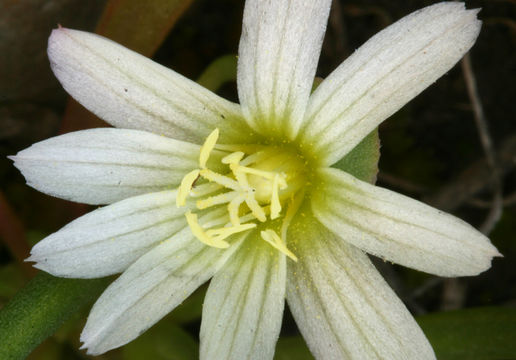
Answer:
1;0;515;359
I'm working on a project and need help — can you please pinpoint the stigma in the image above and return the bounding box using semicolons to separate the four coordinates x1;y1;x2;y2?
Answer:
176;129;306;261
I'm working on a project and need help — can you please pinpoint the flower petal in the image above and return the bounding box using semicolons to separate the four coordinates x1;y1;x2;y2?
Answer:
237;0;332;139
312;168;500;276
48;28;249;143
287;216;435;360
27;190;189;278
299;3;481;165
200;234;286;360
11;128;200;204
80;225;247;355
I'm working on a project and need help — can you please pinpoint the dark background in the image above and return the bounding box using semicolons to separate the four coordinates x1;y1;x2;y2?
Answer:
1;0;515;358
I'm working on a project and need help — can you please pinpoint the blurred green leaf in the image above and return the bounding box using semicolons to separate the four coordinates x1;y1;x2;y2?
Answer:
333;129;380;184
168;285;205;325
196;55;238;92
123;319;198;360
26;339;62;360
0;264;26;300
274;336;313;360
0;272;109;360
417;307;516;360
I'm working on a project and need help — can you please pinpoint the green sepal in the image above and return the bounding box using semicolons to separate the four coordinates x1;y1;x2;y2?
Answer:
332;128;380;184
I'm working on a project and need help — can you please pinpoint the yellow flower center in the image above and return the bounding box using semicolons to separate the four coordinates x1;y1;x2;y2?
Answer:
176;129;307;261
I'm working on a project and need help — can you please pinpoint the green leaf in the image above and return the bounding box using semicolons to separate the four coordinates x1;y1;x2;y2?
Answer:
196;55;238;92
274;336;314;360
123;318;198;360
332;128;380;184
168;285;205;325
417;307;516;360
0;272;109;360
0;264;26;300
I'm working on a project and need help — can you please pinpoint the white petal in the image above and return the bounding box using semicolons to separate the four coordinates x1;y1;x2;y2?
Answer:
200;234;286;360
312;168;500;276
287;216;435;360
48;28;249;144
27;190;189;278
80;224;247;355
237;0;332;139
299;3;481;165
11;128;200;204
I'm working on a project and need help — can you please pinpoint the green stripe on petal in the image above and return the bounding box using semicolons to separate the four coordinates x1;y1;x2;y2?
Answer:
80;224;246;355
237;0;332;140
312;168;500;277
200;234;286;360
27;190;188;278
299;3;481;165
286;213;435;360
48;28;250;144
11;128;203;204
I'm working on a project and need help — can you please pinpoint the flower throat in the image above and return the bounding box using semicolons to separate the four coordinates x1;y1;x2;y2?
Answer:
176;129;306;261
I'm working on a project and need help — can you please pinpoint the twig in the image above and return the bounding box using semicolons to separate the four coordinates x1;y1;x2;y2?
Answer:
467;191;516;208
329;0;347;61
424;134;516;211
377;172;427;194
461;53;503;235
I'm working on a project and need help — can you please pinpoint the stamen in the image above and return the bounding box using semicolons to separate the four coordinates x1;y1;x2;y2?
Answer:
281;189;305;241
239;151;265;166
245;192;267;222
199;128;219;168
222;151;244;165
185;211;229;248
178;129;306;260
196;191;238;209
190;182;223;198
200;169;240;190
260;229;298;262
206;223;256;240
176;169;200;207
230;163;251;190
270;174;281;219
237;165;275;180
228;194;246;225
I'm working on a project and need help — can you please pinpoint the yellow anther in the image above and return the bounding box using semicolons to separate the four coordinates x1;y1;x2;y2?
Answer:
277;174;288;189
206;223;256;239
199;128;219;168
176;169;200;207
190;182;223;198
222;151;245;165
200;169;240;190
196;191;238;210
245;192;267;222
238;166;275;180
182;129;306;257
231;163;251;190
185;211;229;248
260;229;297;262
270;174;282;219
228;194;246;225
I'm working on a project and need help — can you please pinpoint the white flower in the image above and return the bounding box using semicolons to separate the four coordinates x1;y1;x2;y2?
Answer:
11;1;500;359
